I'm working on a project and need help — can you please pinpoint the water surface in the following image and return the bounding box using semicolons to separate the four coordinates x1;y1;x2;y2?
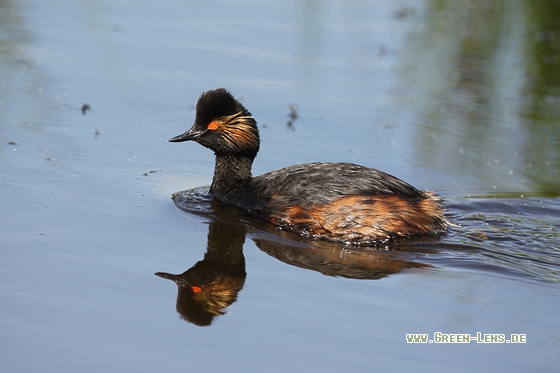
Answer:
1;1;559;372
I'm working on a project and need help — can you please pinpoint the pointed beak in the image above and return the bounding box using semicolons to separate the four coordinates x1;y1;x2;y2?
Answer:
168;125;204;142
154;272;180;280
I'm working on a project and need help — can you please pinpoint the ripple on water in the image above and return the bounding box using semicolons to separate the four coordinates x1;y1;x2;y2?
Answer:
441;197;560;282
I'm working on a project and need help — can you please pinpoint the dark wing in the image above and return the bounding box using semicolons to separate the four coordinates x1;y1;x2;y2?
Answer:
250;162;426;209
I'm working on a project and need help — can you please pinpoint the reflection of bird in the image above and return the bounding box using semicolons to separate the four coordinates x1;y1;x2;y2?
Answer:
169;88;449;244
254;236;431;281
162;189;440;327
155;220;246;327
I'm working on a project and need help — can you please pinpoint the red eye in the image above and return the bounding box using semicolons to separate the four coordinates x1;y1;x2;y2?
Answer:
191;286;201;293
207;121;218;130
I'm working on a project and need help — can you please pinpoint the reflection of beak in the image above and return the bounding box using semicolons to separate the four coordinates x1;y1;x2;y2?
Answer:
168;125;204;142
155;272;201;294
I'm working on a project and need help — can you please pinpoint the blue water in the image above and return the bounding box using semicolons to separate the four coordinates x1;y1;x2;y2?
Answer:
1;1;559;372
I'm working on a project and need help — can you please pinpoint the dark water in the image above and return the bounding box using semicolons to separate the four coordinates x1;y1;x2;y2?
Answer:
1;1;559;372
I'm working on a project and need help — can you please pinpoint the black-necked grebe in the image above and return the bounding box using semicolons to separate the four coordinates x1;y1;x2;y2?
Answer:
169;88;449;244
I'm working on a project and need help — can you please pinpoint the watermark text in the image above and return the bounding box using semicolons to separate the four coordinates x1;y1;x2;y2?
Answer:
406;332;526;344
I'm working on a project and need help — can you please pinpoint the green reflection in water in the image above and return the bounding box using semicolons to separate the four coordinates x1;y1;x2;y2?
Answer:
522;0;560;196
0;0;63;159
401;0;560;196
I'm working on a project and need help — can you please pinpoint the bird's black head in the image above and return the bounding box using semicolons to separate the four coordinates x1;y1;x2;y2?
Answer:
169;88;260;160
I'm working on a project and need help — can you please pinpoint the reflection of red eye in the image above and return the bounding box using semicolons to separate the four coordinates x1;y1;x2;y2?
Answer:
191;286;202;293
207;121;218;130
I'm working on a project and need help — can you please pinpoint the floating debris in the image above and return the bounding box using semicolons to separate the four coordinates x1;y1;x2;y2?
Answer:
81;103;91;115
287;103;299;129
6;141;18;145
466;231;488;240
394;7;416;20
142;169;163;177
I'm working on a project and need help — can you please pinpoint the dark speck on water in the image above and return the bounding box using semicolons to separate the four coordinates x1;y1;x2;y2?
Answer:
2;1;559;372
141;169;162;177
81;103;90;115
286;103;299;129
394;7;416;20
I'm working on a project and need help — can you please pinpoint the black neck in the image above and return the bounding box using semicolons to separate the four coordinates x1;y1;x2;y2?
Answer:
210;154;253;195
